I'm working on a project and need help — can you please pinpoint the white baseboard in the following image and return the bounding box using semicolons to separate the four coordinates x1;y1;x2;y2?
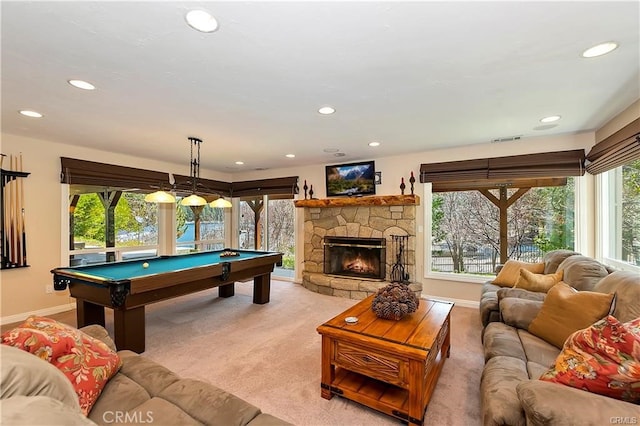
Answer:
422;295;479;309
0;303;76;326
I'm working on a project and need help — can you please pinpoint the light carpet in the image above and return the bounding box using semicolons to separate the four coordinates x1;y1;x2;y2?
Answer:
9;280;484;425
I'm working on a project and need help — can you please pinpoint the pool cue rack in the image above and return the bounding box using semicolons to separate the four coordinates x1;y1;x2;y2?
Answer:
1;168;30;269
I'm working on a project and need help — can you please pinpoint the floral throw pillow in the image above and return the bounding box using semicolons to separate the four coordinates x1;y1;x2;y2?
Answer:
1;316;121;415
540;315;640;403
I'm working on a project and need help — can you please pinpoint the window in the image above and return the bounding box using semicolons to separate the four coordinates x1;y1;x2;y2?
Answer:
237;196;295;278
70;191;158;265
176;200;226;253
599;160;640;268
429;178;576;276
267;198;295;277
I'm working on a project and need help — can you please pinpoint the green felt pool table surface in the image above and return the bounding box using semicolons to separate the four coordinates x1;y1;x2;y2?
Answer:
56;250;275;282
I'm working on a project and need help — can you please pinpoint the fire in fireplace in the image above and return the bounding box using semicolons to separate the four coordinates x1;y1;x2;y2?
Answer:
323;237;386;280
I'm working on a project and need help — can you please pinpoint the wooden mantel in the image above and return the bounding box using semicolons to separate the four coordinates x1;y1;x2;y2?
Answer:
294;194;419;208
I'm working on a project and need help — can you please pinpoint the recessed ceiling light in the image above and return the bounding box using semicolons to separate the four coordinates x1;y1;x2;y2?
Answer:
368;141;381;147
285;154;295;158
19;110;43;118
318;106;335;115
582;42;618;58
540;115;561;123
235;161;244;165
185;10;219;33
68;79;95;90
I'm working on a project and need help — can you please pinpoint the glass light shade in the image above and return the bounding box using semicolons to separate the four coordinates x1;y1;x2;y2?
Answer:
144;190;176;203
180;194;207;206
210;198;232;208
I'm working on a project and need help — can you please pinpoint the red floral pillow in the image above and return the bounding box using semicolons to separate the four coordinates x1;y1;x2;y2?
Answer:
1;316;121;415
540;315;640;403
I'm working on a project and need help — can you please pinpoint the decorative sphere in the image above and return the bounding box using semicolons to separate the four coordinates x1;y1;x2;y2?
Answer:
142;262;149;269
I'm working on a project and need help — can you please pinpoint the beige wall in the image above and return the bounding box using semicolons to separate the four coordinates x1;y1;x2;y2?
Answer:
0;117;632;321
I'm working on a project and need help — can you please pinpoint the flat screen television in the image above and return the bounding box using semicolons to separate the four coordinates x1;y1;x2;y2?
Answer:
325;160;376;197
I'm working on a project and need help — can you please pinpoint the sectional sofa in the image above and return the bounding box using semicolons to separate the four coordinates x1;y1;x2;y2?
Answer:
480;250;640;425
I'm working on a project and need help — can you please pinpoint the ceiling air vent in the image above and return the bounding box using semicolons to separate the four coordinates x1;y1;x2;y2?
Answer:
491;135;523;143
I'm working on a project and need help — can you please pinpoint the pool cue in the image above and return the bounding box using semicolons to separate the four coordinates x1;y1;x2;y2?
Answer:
19;153;26;266
8;155;16;265
14;155;21;266
2;159;8;266
12;155;19;266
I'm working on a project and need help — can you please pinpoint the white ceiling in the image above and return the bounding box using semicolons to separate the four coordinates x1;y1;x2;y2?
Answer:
2;1;639;174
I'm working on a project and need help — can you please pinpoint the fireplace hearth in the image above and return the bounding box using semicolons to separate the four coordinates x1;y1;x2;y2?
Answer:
323;237;386;280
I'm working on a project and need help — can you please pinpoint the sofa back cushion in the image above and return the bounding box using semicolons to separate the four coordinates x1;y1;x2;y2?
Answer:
593;271;640;322
557;255;611;291
0;344;80;410
528;282;614;348
542;250;580;274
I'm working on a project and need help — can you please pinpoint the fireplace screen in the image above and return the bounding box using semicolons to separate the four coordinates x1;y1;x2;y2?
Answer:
323;237;386;280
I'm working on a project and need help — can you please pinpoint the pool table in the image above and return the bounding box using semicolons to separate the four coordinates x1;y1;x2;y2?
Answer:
52;249;283;353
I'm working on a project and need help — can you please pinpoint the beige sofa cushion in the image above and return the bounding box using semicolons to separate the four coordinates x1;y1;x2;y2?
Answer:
0;344;80;410
557;255;611;291
1;396;96;426
492;260;545;287
542;250;580;274
517;381;640;426
514;269;563;293
528;282;614;348
89;350;262;426
593;270;640;322
499;298;543;330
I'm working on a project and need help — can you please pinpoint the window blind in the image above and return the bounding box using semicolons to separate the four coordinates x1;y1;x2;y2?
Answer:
420;149;585;192
60;157;170;191
586;118;640;174
231;176;299;198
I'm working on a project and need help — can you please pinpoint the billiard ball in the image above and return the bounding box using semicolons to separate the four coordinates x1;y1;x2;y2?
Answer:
142;262;149;269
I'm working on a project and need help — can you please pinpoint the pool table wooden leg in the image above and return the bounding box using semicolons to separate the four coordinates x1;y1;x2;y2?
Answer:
219;283;235;298
76;299;105;328
114;307;145;353
253;274;271;304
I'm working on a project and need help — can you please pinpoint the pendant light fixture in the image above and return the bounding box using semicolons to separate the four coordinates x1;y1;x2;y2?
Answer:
144;189;176;203
210;197;232;208
180;137;207;206
144;173;176;204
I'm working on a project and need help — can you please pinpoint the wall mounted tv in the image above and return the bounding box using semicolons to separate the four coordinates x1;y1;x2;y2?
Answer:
325;161;376;197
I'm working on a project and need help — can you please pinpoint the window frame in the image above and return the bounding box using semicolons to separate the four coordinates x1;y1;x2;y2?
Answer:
596;168;640;272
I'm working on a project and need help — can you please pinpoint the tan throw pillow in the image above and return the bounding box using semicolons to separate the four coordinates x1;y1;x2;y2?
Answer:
528;282;614;348
513;269;563;293
492;260;545;287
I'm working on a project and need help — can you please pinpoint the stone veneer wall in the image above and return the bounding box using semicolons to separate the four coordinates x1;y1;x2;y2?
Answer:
301;204;422;299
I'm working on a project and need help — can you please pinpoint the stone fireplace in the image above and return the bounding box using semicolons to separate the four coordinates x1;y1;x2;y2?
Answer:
294;195;422;300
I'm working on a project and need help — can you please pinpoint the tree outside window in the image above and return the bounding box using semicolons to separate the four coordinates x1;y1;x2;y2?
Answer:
431;178;575;275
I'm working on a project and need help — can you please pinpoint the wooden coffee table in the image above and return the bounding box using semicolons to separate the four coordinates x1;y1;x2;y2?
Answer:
317;295;453;425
